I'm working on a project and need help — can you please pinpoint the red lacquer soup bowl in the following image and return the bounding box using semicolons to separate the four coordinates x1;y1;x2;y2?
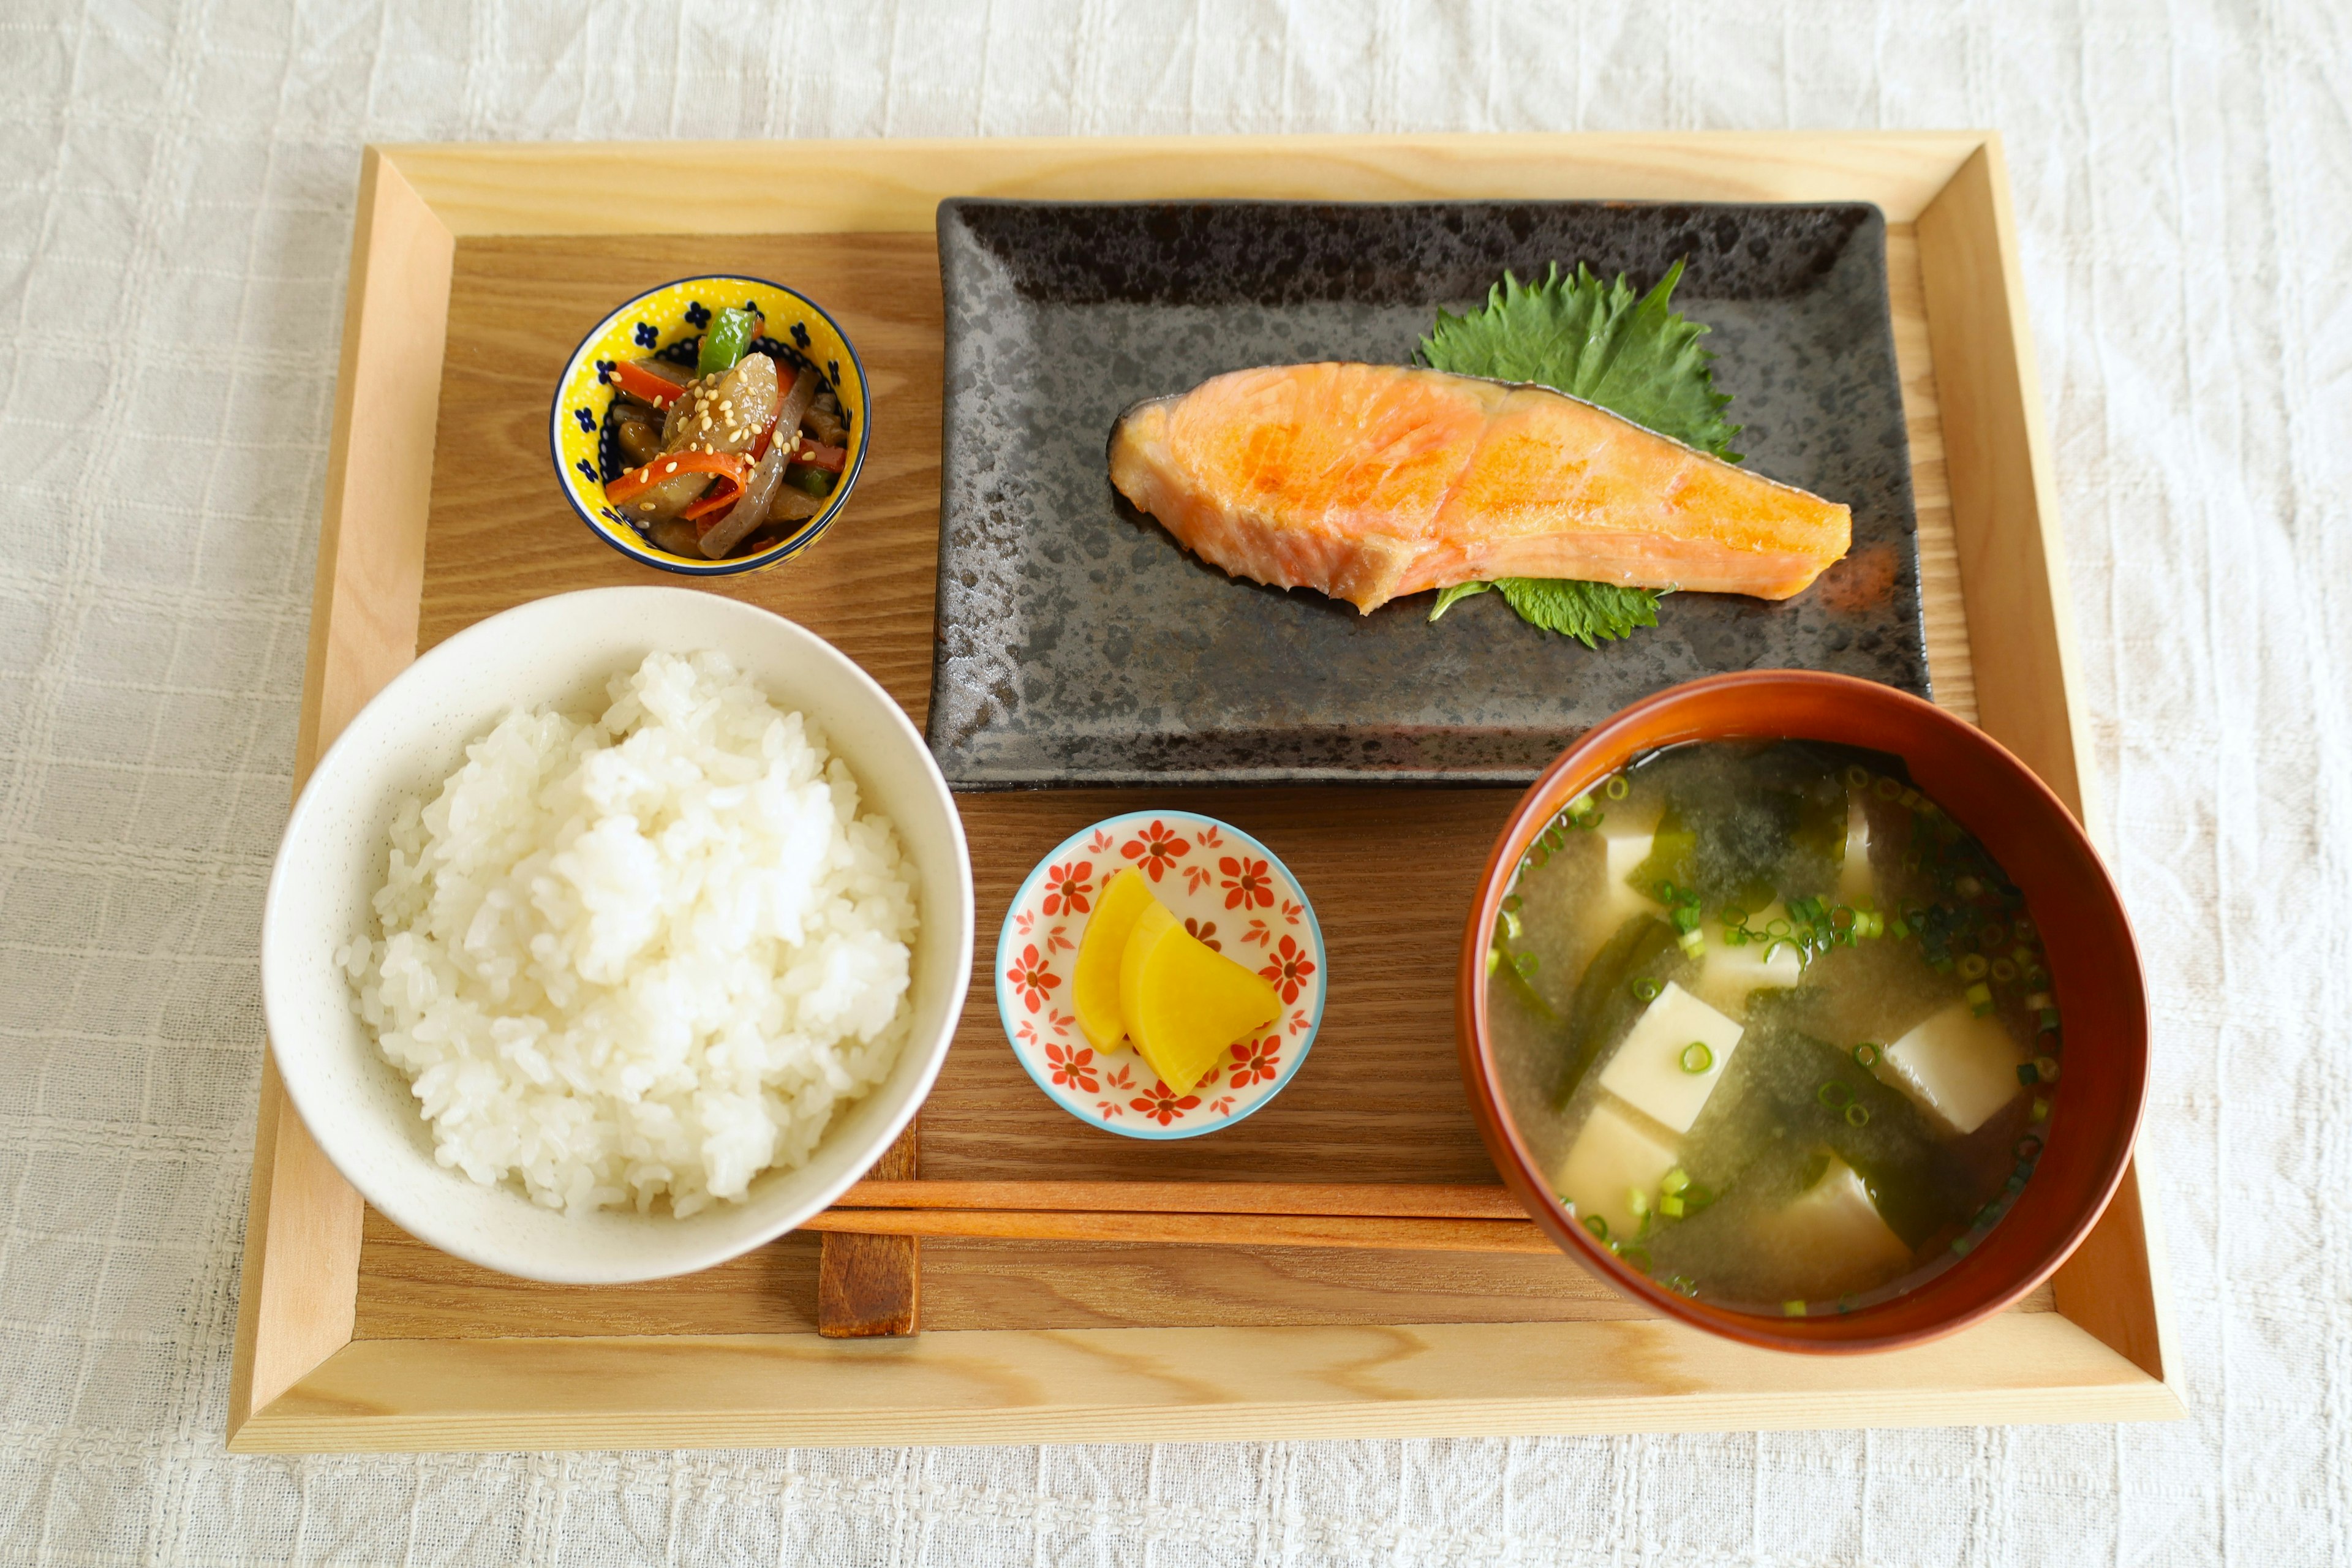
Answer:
1455;671;2149;1352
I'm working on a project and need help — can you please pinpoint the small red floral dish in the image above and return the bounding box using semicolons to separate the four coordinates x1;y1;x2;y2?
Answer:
993;811;1326;1140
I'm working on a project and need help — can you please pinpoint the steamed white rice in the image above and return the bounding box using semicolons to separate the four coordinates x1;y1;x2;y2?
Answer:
336;649;918;1216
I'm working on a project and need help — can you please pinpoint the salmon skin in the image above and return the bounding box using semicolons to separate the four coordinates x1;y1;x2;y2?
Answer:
1107;361;1851;614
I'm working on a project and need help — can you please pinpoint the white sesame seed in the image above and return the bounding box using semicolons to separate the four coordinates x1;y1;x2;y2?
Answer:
663;461;678;473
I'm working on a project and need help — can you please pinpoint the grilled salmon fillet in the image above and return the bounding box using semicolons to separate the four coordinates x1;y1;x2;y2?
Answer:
1107;362;1850;613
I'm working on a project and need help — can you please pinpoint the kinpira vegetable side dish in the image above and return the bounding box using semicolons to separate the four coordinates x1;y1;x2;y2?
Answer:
603;306;853;562
1486;741;2063;1313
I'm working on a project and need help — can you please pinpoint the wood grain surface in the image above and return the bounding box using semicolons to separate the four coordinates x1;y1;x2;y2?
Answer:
817;1122;921;1336
361;221;1981;1341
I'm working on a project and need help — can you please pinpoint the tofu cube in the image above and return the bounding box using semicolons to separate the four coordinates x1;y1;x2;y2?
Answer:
1877;1000;2024;1135
1838;794;1875;906
1556;1099;1682;1244
1597;981;1744;1134
1755;1156;1914;1296
1594;804;1664;929
1692;902;1806;1011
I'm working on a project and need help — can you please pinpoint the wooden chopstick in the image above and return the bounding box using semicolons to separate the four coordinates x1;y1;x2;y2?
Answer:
801;1206;1556;1254
833;1179;1528;1220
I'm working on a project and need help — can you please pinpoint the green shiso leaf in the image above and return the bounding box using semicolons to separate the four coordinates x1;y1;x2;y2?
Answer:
1426;581;1493;622
1419;258;1741;459
1494;578;1665;649
1417;258;1741;643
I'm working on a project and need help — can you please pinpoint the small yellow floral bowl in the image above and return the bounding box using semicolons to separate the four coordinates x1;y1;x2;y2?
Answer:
550;275;870;576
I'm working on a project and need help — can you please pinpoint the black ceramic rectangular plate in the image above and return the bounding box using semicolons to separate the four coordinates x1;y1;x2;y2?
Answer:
927;198;1927;788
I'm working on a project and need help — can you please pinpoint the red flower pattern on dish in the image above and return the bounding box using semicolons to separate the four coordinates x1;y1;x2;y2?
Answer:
1229;1033;1281;1088
1046;1041;1098;1093
1131;1079;1201;1126
1005;943;1060;1013
1120;820;1191;881
1042;860;1092;916
1219;856;1275;911
1184;917;1221;951
1259;935;1317;1003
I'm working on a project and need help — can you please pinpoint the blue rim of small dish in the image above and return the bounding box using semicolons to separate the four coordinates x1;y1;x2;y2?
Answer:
546;273;871;578
993;811;1327;1140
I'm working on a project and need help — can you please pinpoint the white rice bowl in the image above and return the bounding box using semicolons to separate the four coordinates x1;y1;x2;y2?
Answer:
335;649;918;1218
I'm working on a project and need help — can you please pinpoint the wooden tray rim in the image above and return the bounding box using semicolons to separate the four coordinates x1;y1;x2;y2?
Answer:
230;130;2181;1453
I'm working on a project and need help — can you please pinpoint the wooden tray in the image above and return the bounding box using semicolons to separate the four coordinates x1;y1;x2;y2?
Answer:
228;133;2182;1452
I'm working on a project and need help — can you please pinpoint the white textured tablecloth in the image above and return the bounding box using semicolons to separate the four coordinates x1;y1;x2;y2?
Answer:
4;0;2345;1562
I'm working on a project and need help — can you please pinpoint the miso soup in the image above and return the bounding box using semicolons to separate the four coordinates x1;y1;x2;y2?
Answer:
1487;739;2062;1314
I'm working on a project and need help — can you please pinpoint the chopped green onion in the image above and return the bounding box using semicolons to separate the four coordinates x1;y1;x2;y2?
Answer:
1951;1237;1973;1255
1722;906;1749;928
1980;922;2008;948
1660;1194;1684;1218
1501;909;1522;941
1618;1245;1652;1273
1631;977;1662;1002
1958;954;1990;980
1990;958;2018;983
1501;894;1522;913
1956;875;1983;897
1604;775;1629;800
1661;1167;1691;1194
1853;1042;1882;1068
2030;1096;2051;1122
2013;916;2036;941
1582;1214;1609;1242
1680;1041;1714;1074
2038;1007;2061;1031
2024;992;2052;1013
1626;1188;1650;1218
2011;944;2037;968
1513;952;1538;979
1783;1299;1807;1317
2013;1134;2044;1161
1677;927;1705;957
1844;1103;1869;1127
2017;1061;2039;1086
1683;1183;1716;1209
1817;1080;1853;1110
1485;945;1501;976
1966;981;1994;1014
1845;765;1871;788
2034;1054;2060;1082
1899;788;1923;810
1875;777;1902;801
1890;918;1912;940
